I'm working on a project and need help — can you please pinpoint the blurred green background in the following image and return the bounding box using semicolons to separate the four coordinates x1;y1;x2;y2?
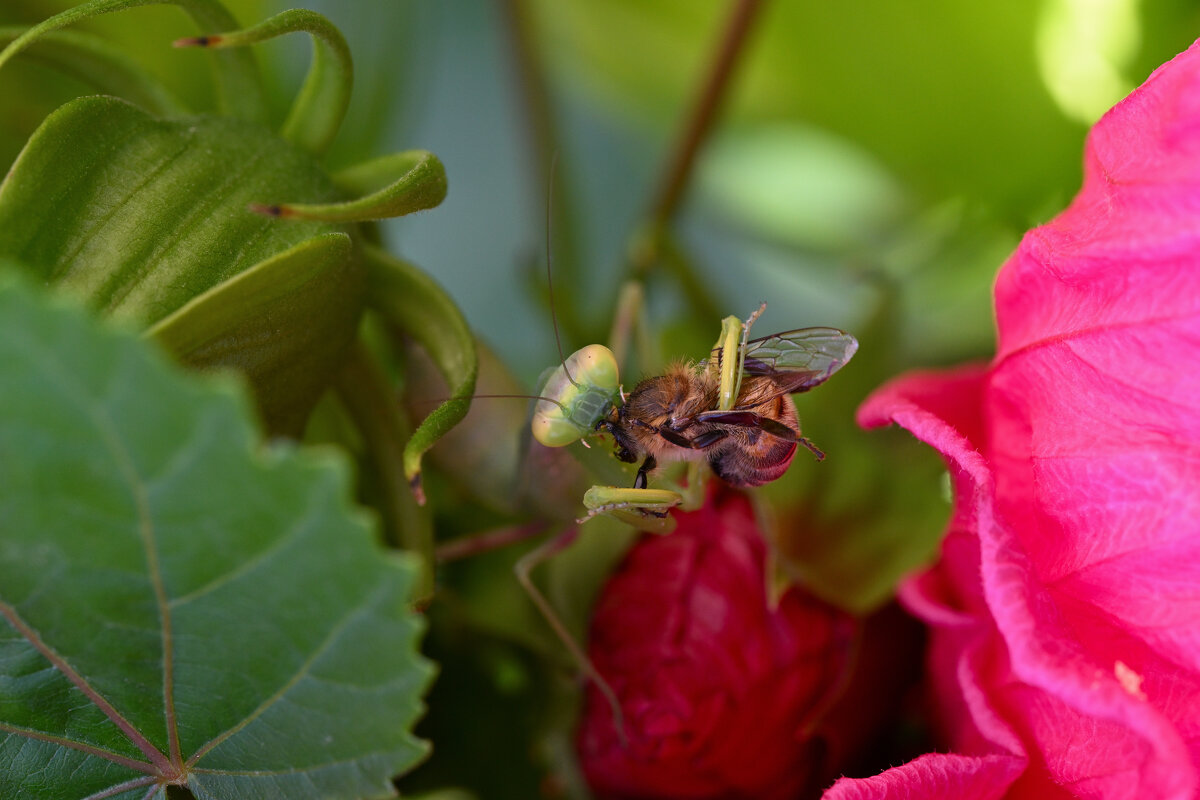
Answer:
3;1;1198;796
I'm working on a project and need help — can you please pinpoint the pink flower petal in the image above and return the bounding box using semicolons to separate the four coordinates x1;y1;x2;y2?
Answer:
824;752;1024;800
846;39;1200;799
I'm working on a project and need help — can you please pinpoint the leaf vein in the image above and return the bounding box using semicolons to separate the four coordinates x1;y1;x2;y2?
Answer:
55;126;191;289
185;571;393;767
167;497;316;609
6;331;176;774
0;720;156;774
81;775;159;800
117;128;277;312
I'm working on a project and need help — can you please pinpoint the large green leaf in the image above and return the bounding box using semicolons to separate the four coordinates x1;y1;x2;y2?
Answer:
0;278;433;799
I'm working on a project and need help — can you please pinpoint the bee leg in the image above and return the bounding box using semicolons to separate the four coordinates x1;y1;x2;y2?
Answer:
696;410;799;442
630;418;699;451
654;425;695;450
596;419;639;463
691;430;728;449
634;455;658;489
799;436;825;461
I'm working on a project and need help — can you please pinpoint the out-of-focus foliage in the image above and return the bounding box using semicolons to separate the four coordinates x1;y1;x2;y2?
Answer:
531;0;1200;216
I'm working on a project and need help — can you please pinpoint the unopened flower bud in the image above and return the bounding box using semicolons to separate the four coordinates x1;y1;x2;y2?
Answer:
577;488;857;799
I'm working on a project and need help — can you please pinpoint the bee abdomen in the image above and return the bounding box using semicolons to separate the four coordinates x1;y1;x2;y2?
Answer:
708;393;800;487
709;438;797;487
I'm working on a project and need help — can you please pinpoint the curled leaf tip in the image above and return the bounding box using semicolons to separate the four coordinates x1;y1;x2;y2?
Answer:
409;474;426;506
247;202;289;218
173;34;220;48
295;151;448;222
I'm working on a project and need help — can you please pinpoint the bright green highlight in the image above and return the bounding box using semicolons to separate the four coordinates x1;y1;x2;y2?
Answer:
1037;0;1140;124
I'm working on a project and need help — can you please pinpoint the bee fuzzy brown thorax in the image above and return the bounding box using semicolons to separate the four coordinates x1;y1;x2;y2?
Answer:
620;365;717;453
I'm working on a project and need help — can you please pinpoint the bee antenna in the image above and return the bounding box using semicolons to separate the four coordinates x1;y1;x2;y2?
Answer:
546;151;580;388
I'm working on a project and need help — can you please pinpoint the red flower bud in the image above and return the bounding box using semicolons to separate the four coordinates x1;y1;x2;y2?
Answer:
577;488;857;799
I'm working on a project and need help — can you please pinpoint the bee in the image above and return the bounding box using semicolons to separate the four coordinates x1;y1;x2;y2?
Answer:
532;311;858;511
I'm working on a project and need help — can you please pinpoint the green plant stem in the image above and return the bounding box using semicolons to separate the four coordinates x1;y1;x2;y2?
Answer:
334;342;435;603
618;0;766;332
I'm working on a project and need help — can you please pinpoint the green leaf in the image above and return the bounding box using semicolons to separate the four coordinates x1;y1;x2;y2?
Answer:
147;233;365;436
175;8;354;157
0;26;188;117
0;278;433;798
0;0;268;123
0;95;348;327
0;94;365;434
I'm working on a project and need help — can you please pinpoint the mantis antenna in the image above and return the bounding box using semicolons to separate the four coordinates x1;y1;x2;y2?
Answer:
545;150;579;388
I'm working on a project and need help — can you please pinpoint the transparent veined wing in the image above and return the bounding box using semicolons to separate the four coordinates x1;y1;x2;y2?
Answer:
708;327;858;395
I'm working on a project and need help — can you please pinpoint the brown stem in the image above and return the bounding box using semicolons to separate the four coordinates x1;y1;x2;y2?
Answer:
435;521;550;563
646;0;767;235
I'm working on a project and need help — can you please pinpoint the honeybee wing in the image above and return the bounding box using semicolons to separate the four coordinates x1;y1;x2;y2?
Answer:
709;327;858;397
